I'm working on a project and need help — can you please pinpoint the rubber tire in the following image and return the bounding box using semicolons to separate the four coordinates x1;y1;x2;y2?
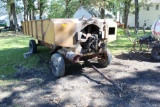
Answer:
151;47;160;61
51;53;65;78
29;40;37;53
98;48;112;67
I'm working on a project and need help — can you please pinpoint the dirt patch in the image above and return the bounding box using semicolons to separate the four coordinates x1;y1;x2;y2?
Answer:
116;51;155;62
0;52;160;107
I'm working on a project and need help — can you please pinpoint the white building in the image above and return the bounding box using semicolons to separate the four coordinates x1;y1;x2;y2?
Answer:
128;0;160;29
73;6;115;19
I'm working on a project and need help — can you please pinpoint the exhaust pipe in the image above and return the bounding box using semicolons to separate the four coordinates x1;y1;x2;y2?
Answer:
65;51;81;63
57;49;81;63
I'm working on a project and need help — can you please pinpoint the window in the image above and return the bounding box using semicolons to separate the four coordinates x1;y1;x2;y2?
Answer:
147;6;149;11
156;5;159;10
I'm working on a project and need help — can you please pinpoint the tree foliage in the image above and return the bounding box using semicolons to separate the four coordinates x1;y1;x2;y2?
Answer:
123;0;132;28
2;0;152;32
135;0;139;33
48;0;66;18
38;0;47;19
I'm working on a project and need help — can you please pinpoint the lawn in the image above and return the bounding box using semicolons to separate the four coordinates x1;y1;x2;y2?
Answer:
108;28;151;54
0;29;151;81
0;32;51;83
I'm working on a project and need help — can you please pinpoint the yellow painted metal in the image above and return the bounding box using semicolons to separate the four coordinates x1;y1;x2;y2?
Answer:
22;22;26;34
25;21;29;35
32;21;36;37
43;19;54;44
28;21;32;36
52;19;76;47
22;19;79;47
22;18;117;48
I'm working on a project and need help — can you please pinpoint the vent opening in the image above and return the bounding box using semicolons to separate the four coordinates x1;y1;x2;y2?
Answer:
109;27;115;35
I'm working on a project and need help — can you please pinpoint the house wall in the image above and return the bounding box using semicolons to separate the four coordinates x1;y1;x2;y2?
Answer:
128;2;160;29
73;7;92;19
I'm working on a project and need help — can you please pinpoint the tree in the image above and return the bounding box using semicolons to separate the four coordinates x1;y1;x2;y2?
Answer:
65;0;71;18
48;0;65;18
135;0;139;33
123;0;132;28
22;0;28;21
11;1;18;32
2;0;18;32
39;0;47;19
22;0;38;21
28;0;36;20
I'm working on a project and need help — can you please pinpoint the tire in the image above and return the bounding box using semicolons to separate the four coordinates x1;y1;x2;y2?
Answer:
151;47;160;61
51;53;65;78
29;40;37;53
98;48;112;67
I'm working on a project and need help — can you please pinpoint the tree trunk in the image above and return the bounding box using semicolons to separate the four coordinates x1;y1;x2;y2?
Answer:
124;0;132;28
100;7;105;19
135;0;139;34
22;0;28;21
9;13;14;30
39;0;44;19
29;10;32;20
32;9;36;20
40;4;43;19
65;0;71;18
8;6;13;29
6;0;13;29
11;2;18;32
66;0;69;18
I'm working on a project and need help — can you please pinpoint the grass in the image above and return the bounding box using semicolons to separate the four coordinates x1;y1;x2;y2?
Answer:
0;32;51;80
0;29;151;81
108;28;151;54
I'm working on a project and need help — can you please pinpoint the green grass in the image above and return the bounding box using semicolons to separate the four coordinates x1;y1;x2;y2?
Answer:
0;29;151;81
0;32;51;80
108;28;151;54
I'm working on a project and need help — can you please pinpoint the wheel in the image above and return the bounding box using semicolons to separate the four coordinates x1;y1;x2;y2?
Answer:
51;53;65;78
98;48;112;67
151;47;160;61
29;40;37;53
